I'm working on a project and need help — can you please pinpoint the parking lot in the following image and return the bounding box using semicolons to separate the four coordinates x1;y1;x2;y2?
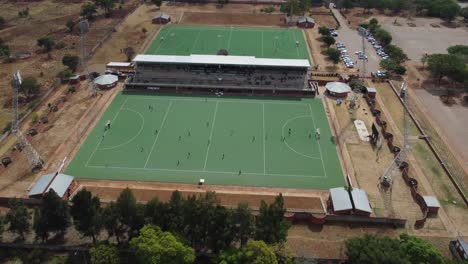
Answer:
330;7;381;74
381;17;468;61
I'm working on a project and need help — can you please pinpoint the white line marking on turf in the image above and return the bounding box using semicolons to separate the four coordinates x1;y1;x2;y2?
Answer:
281;115;322;160
85;164;326;178
144;101;173;168
154;26;173;54
261;31;264;57
308;104;327;178
98;108;145;151
86;97;129;167
203;101;219;171
190;29;202;54
227;26;233;50
262;103;266;175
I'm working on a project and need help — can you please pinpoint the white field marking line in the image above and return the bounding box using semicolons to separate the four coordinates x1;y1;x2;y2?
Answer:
308;104;327;178
203;101;219;171
292;30;300;57
154;26;173;54
190;29;202;54
261;31;264;57
144;101;173;168
98;108;145;151
281;115;322;160
262;103;266;175
227;26;233;50
85;164;326;178
85;97;129;166
130;96;310;106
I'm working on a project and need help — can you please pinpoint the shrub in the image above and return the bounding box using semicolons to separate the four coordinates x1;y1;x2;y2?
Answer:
318;26;331;36
395;65;407;75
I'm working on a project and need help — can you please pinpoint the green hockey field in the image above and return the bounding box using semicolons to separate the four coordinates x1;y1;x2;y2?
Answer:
66;93;344;189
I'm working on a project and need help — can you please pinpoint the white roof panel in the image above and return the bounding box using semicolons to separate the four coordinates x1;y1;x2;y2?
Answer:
28;173;54;196
329;187;353;211
133;54;310;68
107;62;132;67
351;188;372;213
94;74;118;85
423;196;440;208
46;174;74;197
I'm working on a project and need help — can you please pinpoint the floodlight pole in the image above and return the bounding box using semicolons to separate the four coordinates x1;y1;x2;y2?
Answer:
80;19;97;97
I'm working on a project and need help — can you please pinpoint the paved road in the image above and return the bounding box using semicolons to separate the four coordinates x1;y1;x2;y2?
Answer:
330;6;381;75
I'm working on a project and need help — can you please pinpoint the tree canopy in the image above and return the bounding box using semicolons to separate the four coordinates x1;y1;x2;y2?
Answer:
19;76;41;99
384;44;407;63
71;189;103;242
37;36;55;58
375;28;392;46
34;190;71;239
326;48;341;64
90;242;120;264
217;240;278;264
62;54;80;71
81;2;98;20
93;0;117;16
255;194;290;244
6;199;31;239
321;35;336;47
346;234;447;264
427;53;466;83
130;225;195;264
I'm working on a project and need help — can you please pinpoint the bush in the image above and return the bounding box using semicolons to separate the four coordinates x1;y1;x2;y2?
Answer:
31;113;38;124
375;28;392;46
321;35;336;47
359;22;368;29
263;6;275;13
58;69;74;79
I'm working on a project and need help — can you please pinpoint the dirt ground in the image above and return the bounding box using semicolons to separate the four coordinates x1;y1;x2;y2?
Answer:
181;12;284;26
0;0;140;132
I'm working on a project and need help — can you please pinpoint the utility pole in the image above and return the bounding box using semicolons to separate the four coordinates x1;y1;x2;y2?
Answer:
79;19;96;97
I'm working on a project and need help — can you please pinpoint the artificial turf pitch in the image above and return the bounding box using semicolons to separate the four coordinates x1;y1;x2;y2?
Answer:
146;25;310;61
66;93;344;189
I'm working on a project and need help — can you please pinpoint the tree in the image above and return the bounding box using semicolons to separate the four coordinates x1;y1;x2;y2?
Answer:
380;58;398;72
255;194;290;244
421;53;429;69
399;233;445;264
81;2;98;20
152;0;162;8
395;65;407;75
326;48;340;63
123;47;135;62
218;0;226;7
438;0;460;22
0;38;10;57
94;0;117;16
62;54;80;71
35;190;71;238
318;26;330;36
427;54;466;83
280;0;301;16
375;28;392;46
102;202;126;244
367;18;379;33
33;208;49;242
271;242;294;264
346;234;408;264
0;215;5;238
6;199;31;239
115;188;138;236
321;35;336;47
130;225;195;264
342;0;353;10
217;240;278;264
90;242;120;264
448;45;468;63
232;203;255;246
66;20;75;33
384;44;407;63
37;36;55;59
71;189;103;242
388;0;408;13
462;7;468;21
298;0;311;15
19;76;40;99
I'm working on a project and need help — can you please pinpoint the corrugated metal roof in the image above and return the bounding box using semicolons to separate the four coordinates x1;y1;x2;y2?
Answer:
133;54;310;68
351;188;372;213
423;196;440;208
28;173;74;197
154;13;170;19
298;16;315;23
94;74;118;85
329;187;352;211
326;82;351;93
107;62;132;67
47;174;74;197
367;87;377;93
28;173;54;196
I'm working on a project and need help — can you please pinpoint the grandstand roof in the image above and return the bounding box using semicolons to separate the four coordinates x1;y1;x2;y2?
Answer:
350;188;372;214
107;62;133;67
133;54;311;68
329;187;353;212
